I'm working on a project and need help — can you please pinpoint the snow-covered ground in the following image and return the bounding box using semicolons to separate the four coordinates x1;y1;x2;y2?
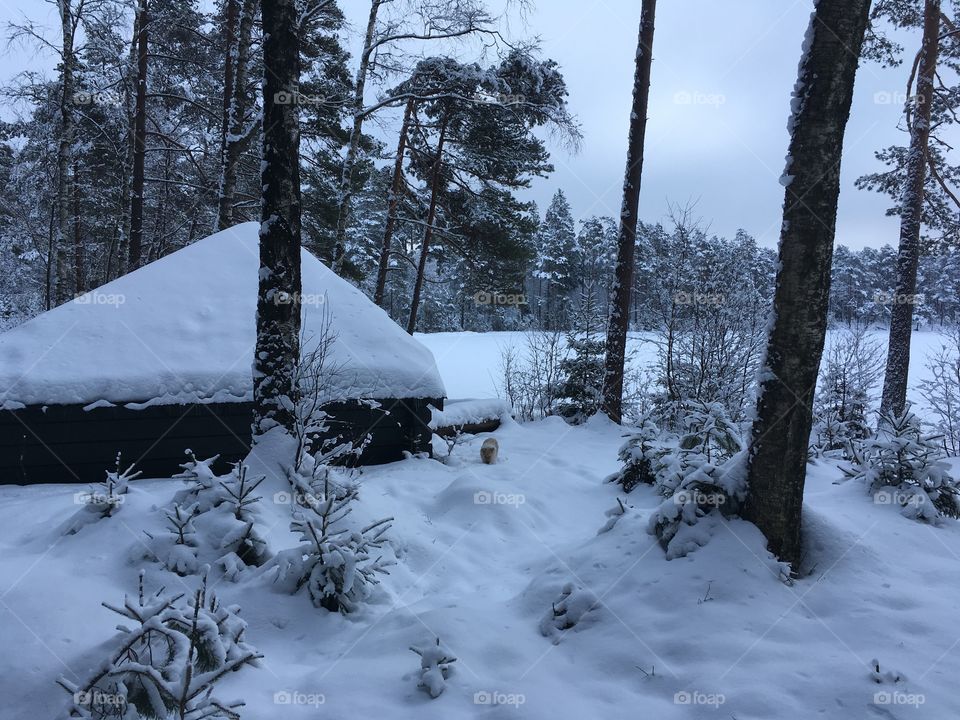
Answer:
2;330;959;719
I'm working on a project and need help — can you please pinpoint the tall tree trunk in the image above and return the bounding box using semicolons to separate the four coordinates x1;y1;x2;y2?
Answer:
72;160;84;294
601;0;657;423
216;0;238;220
407;115;449;335
253;0;302;438
744;0;872;568
374;98;414;307
55;0;75;305
128;0;149;270
216;0;257;230
116;6;141;280
332;0;382;273
880;0;941;417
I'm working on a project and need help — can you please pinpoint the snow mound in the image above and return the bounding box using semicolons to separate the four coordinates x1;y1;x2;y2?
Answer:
0;223;445;406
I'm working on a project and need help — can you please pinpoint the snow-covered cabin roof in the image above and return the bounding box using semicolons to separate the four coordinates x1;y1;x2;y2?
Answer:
0;222;446;408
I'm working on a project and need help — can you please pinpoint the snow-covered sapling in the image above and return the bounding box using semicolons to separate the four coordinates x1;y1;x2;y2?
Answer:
646;402;747;558
213;462;270;573
605;415;670;492
64;454;141;534
845;407;960;522
174;450;222;512
142;503;201;576
410;638;457;698
539;583;601;643
58;571;261;720
273;475;395;613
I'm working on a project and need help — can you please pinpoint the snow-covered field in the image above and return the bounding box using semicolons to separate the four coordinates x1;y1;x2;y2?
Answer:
417;329;950;408
2;330;959;719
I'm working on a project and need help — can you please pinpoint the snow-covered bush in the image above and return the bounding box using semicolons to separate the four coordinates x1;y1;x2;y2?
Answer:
539;583;601;643
645;402;747;558
273;475;394;613
58;571;261;720
811;326;884;455
410;638;457;698
64;455;141;534
604;415;672;492
845;407;960;522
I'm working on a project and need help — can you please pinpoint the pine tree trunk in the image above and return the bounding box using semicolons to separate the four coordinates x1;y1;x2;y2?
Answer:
744;0;872;568
55;0;75;306
72;160;84;294
128;0;148;270
216;0;256;231
601;0;657;423
332;0;382;273
253;0;302;437
374;98;414;307
880;0;941;417
216;0;237;225
407;115;449;335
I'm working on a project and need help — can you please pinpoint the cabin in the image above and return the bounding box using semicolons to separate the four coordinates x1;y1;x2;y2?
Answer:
0;223;447;484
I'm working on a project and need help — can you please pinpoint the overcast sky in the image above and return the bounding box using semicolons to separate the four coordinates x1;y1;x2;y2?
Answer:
0;0;916;249
341;0;915;250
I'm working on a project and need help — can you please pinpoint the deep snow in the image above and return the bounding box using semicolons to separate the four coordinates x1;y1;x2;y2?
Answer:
1;331;959;719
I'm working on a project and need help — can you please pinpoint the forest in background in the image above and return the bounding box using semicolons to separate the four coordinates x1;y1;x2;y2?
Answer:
0;0;959;337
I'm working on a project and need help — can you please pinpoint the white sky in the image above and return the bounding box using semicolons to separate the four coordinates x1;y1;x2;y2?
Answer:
0;0;917;250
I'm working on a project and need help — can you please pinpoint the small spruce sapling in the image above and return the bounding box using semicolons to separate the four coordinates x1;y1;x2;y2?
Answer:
646;401;747;558
273;474;395;613
64;454;141;534
58;570;261;720
846;406;960;522
410;638;457;698
604;414;671;492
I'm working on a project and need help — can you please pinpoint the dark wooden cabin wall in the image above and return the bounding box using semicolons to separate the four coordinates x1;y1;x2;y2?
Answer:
0;397;439;484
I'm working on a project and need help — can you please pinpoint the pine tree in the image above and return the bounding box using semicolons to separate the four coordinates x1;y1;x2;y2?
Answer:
602;0;657;423
253;0;302;437
744;0;872;568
